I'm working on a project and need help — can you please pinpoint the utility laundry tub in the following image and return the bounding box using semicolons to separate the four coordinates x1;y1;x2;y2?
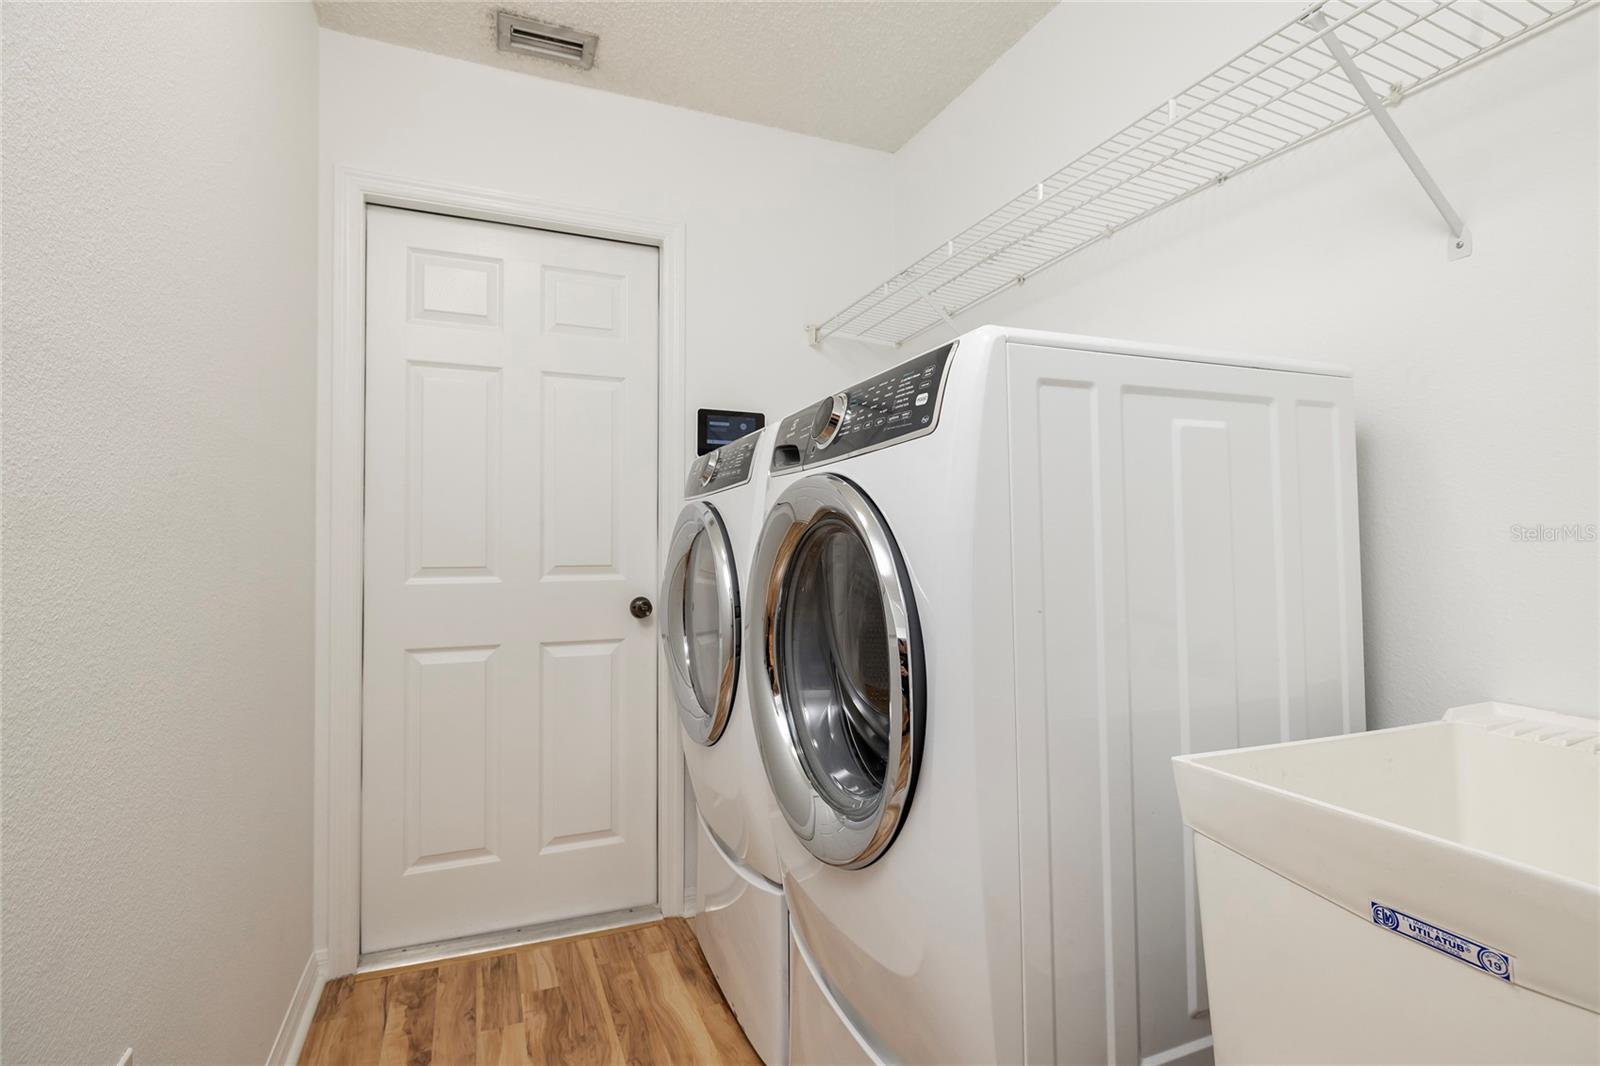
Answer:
1174;703;1600;1065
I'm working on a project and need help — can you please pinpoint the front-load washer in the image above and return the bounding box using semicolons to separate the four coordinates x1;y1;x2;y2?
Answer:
749;326;1367;1065
662;426;787;1065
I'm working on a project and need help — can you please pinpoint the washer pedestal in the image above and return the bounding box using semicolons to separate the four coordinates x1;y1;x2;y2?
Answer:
788;924;876;1066
692;814;789;1066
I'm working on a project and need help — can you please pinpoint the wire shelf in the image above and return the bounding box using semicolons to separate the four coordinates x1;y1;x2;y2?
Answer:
814;0;1593;347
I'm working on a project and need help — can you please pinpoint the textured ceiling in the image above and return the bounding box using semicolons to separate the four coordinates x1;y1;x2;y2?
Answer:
314;1;1055;151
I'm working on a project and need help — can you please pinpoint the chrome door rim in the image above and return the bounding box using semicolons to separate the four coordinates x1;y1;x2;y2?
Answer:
662;502;739;746
749;474;923;868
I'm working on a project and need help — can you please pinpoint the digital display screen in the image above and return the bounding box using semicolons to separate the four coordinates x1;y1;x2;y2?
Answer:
697;409;765;455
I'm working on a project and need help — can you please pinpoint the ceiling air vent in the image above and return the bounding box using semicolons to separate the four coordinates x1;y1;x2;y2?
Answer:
496;12;597;70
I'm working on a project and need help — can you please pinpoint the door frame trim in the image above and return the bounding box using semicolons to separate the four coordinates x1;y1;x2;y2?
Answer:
317;167;688;976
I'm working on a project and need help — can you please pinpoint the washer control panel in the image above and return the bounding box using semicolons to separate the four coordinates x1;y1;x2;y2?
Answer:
808;341;955;466
685;429;760;497
769;341;956;473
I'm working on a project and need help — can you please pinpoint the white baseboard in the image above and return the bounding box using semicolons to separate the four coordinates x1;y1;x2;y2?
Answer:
356;905;659;975
267;948;327;1066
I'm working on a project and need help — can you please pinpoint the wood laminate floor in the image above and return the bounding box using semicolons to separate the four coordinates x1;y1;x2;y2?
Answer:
299;919;762;1066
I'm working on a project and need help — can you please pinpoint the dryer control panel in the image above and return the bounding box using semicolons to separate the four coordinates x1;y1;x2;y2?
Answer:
685;429;760;497
769;342;956;472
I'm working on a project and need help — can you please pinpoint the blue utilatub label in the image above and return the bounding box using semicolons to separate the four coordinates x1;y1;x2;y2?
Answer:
1370;902;1513;981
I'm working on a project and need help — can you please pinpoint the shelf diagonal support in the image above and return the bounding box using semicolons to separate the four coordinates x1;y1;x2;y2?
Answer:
903;274;961;341
1304;7;1472;259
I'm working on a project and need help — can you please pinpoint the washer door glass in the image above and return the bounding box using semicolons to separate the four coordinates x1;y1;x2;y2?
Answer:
749;474;923;868
684;531;727;708
663;502;739;745
780;518;892;818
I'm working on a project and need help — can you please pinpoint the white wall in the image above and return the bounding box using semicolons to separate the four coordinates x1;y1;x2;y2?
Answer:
885;2;1598;728
317;29;898;434
1;3;320;1062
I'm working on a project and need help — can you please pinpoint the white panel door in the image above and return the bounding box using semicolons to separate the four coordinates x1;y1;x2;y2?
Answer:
361;206;660;952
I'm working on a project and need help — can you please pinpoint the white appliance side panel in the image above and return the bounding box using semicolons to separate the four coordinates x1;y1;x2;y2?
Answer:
1292;400;1366;739
1006;343;1363;1066
1121;380;1274;1064
1007;365;1139;1066
691;816;788;1066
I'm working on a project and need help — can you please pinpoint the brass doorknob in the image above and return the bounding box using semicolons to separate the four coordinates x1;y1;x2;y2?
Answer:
630;596;654;619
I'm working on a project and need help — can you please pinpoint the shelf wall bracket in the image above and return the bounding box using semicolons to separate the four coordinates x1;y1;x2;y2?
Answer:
1304;7;1473;260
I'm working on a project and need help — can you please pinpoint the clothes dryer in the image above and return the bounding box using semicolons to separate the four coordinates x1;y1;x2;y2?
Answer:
748;326;1366;1065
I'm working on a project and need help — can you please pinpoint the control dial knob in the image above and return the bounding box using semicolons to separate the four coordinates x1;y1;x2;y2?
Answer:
811;392;850;451
697;451;721;486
